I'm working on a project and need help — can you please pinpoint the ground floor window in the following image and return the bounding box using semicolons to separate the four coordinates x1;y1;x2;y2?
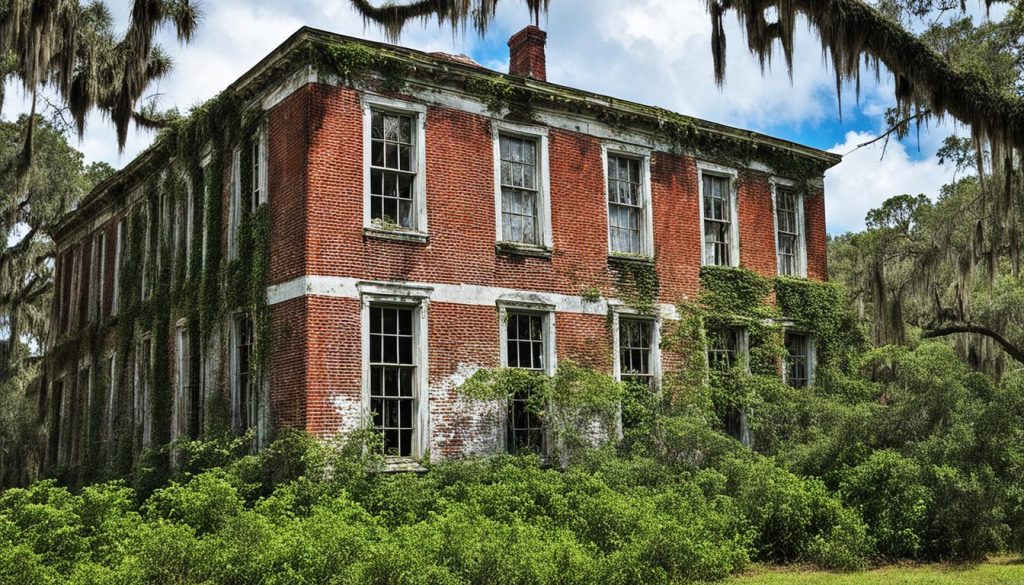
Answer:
707;326;745;371
504;310;548;455
369;305;416;457
137;336;152;447
232;314;256;434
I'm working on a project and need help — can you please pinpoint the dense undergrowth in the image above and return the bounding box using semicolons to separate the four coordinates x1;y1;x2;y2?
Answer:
2;337;1023;584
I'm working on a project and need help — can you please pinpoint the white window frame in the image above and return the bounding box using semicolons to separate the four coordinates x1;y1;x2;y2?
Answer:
497;300;556;455
96;231;106;320
136;333;152;448
705;325;749;373
359;282;431;460
771;178;807;278
112;219;123;315
697;161;740;267
783;329;816;387
492;121;552;250
609;305;661;387
200;153;212;264
173;322;190;443
254;124;268;208
105;352;117;441
228;147;242;260
361;94;428;235
603;143;654;258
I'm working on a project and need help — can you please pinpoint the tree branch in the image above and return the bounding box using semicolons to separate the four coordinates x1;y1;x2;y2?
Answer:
922;323;1024;365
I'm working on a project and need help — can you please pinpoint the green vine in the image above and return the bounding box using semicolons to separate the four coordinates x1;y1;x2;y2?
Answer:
609;255;660;314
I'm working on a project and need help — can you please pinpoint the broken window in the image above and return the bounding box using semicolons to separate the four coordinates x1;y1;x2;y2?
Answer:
504;311;546;454
607;155;645;255
369;305;416;457
233;314;256;434
785;331;812;388
707;327;744;371
499;134;540;245
702;173;734;266
776;187;803;276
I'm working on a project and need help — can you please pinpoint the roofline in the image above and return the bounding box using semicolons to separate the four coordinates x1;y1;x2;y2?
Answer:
57;26;841;240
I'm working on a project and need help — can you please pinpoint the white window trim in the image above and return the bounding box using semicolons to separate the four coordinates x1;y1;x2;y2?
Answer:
359;283;431;461
361;94;428;235
228;147;242;260
105;352;117;441
173;322;189;443
112;220;122;315
782;329;816;387
696;161;740;267
602;142;655;258
200;154;211;264
770;177;808;278
492;121;552;250
256;124;269;207
609;304;662;387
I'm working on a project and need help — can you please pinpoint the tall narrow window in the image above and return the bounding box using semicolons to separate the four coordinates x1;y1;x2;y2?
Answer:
137;337;152;447
607;155;645;255
175;327;191;441
141;208;151;299
785;332;811;388
233;314;256;433
48;379;64;466
112;220;123;315
619;318;654;387
369;305;416;457
73;366;91;465
499;135;540;245
106;353;116;441
504;311;547;454
702;173;735;266
369;110;416;228
94;232;106;320
251;136;262;211
776;187;804;277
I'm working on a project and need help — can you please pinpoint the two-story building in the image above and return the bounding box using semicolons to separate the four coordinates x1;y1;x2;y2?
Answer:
43;25;840;476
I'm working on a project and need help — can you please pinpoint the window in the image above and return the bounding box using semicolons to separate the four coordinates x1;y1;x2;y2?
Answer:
618;318;655;387
502;309;552;454
785;332;813;388
48;378;64;466
106;353;116;441
699;164;738;266
91;231;106;321
232;314;256;434
493;122;550;249
362;97;427;235
141;207;151;299
775;186;805;277
137;336;152;447
369;111;416;228
175;326;191;442
368;305;417;457
73;366;91;465
112;220;123;315
607;154;650;256
707;327;745;371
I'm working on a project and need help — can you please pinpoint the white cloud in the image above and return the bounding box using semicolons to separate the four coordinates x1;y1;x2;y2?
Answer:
824;131;956;234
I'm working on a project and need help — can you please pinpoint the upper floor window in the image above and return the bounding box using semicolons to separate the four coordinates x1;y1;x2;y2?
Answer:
785;331;813;388
699;164;739;267
90;231;106;321
229;128;267;260
501;306;553;455
111;219;123;315
607;154;651;256
362;96;427;236
493;122;550;250
775;185;806;277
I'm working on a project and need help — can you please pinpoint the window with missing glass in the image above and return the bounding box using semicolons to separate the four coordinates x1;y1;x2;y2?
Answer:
369;305;416;457
233;314;256;433
707;327;744;371
504;311;546;454
499;135;540;245
608;155;645;255
776;187;804;276
370;110;417;229
619;318;654;387
785;331;811;388
702;173;735;266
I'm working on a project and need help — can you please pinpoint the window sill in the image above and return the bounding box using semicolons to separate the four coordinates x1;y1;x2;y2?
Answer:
382;459;429;473
363;227;429;244
608;253;655;266
495;242;552;259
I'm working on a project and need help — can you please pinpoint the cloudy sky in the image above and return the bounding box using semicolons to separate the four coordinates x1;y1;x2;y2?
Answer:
3;0;1005;233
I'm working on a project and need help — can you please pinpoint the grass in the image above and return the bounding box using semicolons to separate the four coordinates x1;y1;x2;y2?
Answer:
727;556;1024;584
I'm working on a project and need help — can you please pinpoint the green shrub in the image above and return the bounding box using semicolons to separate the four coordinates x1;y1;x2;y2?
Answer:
142;470;243;535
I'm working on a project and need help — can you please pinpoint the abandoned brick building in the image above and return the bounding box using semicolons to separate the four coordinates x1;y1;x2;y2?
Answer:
43;25;841;474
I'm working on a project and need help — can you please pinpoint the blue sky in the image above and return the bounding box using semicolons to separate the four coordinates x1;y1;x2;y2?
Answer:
3;0;1004;234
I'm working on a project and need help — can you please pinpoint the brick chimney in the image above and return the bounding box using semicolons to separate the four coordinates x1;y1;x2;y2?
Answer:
508;26;547;81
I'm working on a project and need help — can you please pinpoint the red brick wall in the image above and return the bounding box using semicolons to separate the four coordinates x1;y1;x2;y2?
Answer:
268;85;311;285
805;187;828;280
269;297;308;429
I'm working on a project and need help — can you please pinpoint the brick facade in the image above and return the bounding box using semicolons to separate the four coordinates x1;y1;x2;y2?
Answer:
42;27;839;474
